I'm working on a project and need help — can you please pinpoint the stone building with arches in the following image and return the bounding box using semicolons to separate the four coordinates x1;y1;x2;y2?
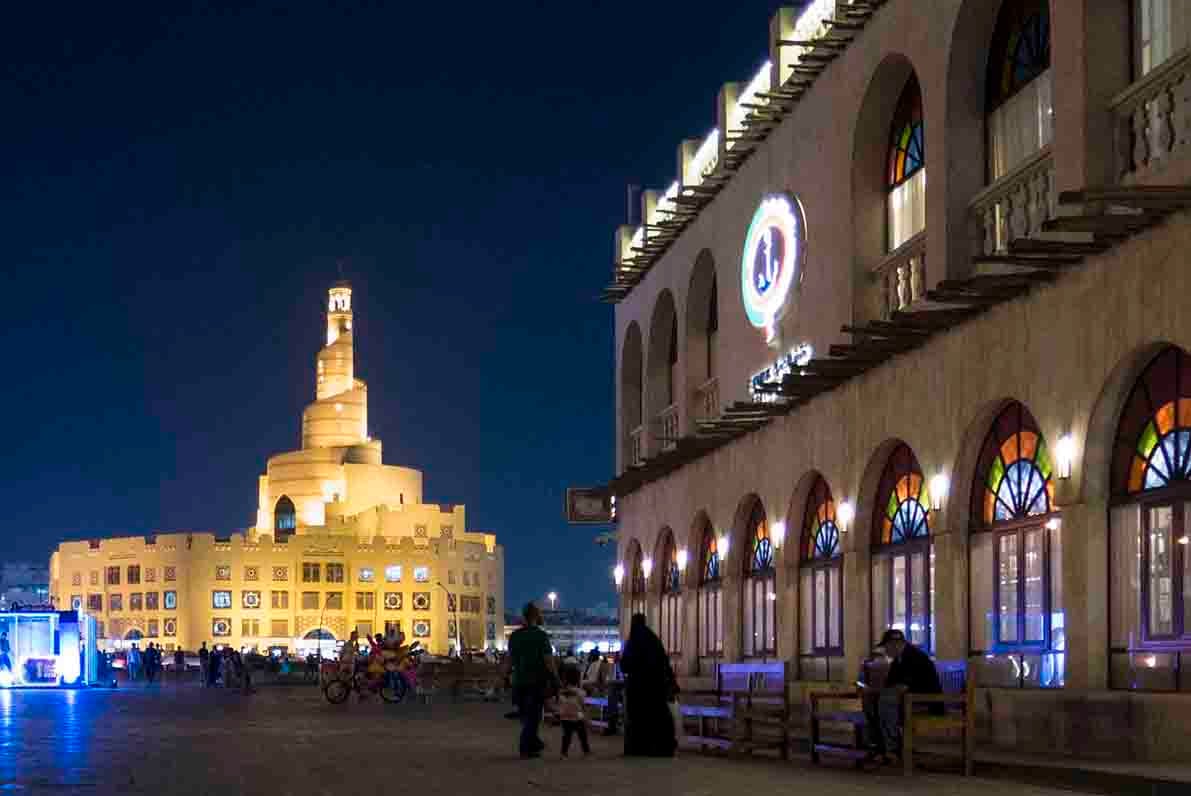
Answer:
50;282;505;656
607;0;1191;762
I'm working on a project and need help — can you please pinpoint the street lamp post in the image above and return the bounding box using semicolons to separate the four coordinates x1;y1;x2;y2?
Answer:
435;582;461;655
547;592;558;611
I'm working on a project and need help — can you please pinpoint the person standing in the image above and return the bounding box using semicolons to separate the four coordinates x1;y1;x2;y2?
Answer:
620;614;677;757
504;602;557;759
174;647;185;686
557;666;591;758
0;632;12;675
198;642;210;688
127;644;141;683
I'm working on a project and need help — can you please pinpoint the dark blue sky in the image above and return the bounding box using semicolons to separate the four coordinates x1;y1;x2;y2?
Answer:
1;1;783;610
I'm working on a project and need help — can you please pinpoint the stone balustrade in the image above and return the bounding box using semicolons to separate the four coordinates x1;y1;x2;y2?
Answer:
695;377;720;422
873;232;926;319
629;425;645;467
969;147;1056;257
656;404;679;452
1113;49;1191;182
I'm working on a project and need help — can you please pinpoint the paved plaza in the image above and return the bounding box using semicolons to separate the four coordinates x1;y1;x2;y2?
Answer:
0;683;1118;795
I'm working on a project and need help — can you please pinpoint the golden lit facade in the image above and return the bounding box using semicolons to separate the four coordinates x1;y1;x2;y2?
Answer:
50;282;505;654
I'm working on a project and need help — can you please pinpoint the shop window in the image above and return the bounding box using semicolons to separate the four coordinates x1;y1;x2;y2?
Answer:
986;0;1053;181
800;476;844;678
742;500;776;658
658;531;682;657
697;521;723;658
872;443;934;652
887;76;926;251
969;403;1062;681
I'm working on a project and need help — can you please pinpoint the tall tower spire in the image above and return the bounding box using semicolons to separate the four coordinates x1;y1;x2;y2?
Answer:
318;281;354;400
303;281;368;448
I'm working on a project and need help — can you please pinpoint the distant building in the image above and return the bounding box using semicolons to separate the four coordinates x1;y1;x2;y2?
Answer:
0;563;50;608
51;282;505;654
505;608;621;654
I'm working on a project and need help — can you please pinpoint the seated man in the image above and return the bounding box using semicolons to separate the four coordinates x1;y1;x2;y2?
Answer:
863;628;941;763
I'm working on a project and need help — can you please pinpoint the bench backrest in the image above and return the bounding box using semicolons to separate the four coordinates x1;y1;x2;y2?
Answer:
718;661;786;695
861;657;967;694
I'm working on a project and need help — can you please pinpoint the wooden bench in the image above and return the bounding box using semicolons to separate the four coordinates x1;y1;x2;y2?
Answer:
584;684;622;733
810;658;972;775
679;661;789;756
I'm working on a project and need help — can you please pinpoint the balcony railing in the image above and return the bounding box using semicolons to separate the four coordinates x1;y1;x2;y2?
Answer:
872;232;926;319
969;146;1056;257
1112;48;1191;183
655;404;679;453
695;377;720;422
629;425;645;467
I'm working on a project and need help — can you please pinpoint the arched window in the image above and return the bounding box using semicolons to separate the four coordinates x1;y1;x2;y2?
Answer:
742;500;776;658
800;477;843;677
887;75;925;252
667;314;678;407
1110;347;1191;689
706;276;718;383
969;402;1063;687
986;0;1053;183
274;496;296;539
1134;1;1191;78
629;545;647;619
622;323;644;468
697;520;723;662
658;531;682;657
871;443;934;651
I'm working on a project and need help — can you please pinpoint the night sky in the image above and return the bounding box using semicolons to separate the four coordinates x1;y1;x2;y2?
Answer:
1;1;783;610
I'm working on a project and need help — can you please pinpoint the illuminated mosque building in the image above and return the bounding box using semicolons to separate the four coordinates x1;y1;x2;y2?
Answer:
50;282;505;654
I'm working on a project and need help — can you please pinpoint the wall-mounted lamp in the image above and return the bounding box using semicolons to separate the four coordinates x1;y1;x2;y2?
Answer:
642;557;653;580
613;563;625;588
717;534;730;560
930;473;950;511
676;548;689;572
1045;517;1061;532
838;501;855;533
1057;434;1075;480
771;520;786;549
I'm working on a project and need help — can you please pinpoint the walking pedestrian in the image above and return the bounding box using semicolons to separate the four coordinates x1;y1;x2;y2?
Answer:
557;665;591;758
198;642;210;687
127;643;142;682
504;602;557;759
620;613;678;757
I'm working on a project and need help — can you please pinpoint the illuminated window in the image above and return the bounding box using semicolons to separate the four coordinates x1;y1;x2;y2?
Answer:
697;520;723;659
71;595;82;611
800;477;843;673
358;567;374;583
628;546;646;619
274;496;296;539
212;590;232;609
986;0;1053;182
887;76;926;252
326;563;345;583
355;592;375;611
872;443;934;652
658;531;682;657
742;501;776;658
385;565;402;583
413;567;429;583
129;593;143;611
163;591;177;610
970;402;1062;686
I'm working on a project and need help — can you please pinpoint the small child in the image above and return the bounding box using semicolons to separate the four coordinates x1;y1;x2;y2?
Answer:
557;666;591;758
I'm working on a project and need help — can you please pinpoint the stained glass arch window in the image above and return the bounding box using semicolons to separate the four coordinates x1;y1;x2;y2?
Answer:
987;0;1051;111
803;476;841;561
888;76;924;189
629;545;646;596
1113;346;1191;495
701;523;721;584
972;402;1055;527
659;530;681;595
745;500;774;574
874;443;932;545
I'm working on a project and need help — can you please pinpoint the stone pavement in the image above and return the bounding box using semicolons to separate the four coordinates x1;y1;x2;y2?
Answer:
0;684;1098;795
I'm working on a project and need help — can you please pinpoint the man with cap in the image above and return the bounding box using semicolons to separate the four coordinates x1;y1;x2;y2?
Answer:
863;628;942;763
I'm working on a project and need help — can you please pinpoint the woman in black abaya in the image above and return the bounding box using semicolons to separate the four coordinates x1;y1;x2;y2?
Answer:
619;613;677;757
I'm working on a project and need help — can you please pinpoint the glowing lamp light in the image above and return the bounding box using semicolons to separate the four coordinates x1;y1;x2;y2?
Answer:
770;521;786;549
676;548;689;572
717;535;730;560
930;473;949;511
613;564;625;588
838;501;855;532
1045;517;1062;532
642;557;653;580
1057;434;1076;480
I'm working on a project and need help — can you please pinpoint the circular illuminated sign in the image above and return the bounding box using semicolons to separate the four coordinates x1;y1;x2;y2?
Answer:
741;193;805;342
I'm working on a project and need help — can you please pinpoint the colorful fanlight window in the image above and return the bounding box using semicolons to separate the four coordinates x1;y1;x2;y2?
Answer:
663;534;681;594
887;77;924;188
701;526;721;584
747;502;774;573
1113;346;1191;495
875;443;931;544
973;402;1054;526
803;476;841;560
987;0;1051;110
630;546;646;596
